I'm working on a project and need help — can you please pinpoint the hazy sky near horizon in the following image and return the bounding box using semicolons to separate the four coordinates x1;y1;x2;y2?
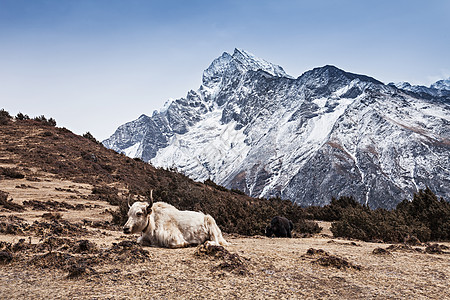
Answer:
1;0;449;140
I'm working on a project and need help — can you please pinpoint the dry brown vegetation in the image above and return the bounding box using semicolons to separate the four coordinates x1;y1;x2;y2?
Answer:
0;116;449;299
0;118;320;236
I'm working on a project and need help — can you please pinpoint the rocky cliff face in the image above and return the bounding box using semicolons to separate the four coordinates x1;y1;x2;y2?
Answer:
103;49;450;209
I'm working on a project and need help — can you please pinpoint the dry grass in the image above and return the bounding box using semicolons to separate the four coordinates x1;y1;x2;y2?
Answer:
0;174;449;299
0;119;448;299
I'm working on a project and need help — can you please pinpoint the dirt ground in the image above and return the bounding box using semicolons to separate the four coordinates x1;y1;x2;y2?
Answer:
0;169;449;299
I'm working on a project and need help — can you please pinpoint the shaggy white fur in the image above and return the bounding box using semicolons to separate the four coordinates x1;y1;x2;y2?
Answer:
124;201;228;248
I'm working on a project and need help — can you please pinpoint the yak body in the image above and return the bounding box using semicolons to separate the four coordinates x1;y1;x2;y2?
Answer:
265;216;293;238
123;201;228;248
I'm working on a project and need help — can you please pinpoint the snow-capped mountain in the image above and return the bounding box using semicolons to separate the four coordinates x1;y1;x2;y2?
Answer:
103;49;450;209
431;78;450;91
389;78;450;100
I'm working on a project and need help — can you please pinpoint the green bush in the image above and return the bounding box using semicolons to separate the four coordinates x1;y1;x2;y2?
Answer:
83;132;99;144
15;112;30;120
330;188;449;243
33;115;56;126
305;196;363;221
396;187;450;241
0;109;12;125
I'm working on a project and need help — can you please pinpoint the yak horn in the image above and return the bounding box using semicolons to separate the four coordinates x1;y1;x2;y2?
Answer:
127;197;131;209
147;189;154;207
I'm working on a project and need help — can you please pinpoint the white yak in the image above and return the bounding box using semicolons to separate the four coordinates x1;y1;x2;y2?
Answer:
123;192;228;248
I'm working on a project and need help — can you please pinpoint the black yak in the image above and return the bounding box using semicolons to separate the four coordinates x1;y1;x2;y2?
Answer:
265;216;294;238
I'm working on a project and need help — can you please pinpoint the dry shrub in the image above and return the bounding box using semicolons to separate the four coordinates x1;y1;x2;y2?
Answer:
91;185;121;206
295;219;322;237
42;212;62;220
66;264;96;279
11;238;34;252
15;184;38;189
372;247;392;255
82;219;115;230
71;240;98;254
386;244;422;253
0;251;13;264
30;251;76;269
425;244;449;254
0;191;25;212
303;248;361;270
0;167;25;179
194;243;249;275
23;200;85;211
2;235;150;280
92;185;118;196
327;240;361;247
103;241;150;263
315;255;361;270
31;220;89;237
0;241;12;252
0;118;321;236
0;221;25;235
0;217;89;237
110;196;131;226
305;248;330;257
404;236;422;246
82;132;99;144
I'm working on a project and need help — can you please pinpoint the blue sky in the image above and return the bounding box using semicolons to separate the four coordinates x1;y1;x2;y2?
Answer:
1;0;449;140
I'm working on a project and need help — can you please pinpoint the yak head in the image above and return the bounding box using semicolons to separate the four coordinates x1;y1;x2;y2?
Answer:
123;191;153;234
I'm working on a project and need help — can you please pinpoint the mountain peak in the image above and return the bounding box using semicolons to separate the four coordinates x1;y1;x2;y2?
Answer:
390;78;450;101
231;48;290;78
300;65;383;86
431;78;450;91
202;49;291;87
104;49;450;209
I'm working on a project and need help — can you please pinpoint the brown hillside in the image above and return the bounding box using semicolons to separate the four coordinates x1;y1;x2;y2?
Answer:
1;117;449;299
0;118;314;235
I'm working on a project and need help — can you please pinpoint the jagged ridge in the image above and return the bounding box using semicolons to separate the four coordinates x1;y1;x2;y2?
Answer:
103;49;450;209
